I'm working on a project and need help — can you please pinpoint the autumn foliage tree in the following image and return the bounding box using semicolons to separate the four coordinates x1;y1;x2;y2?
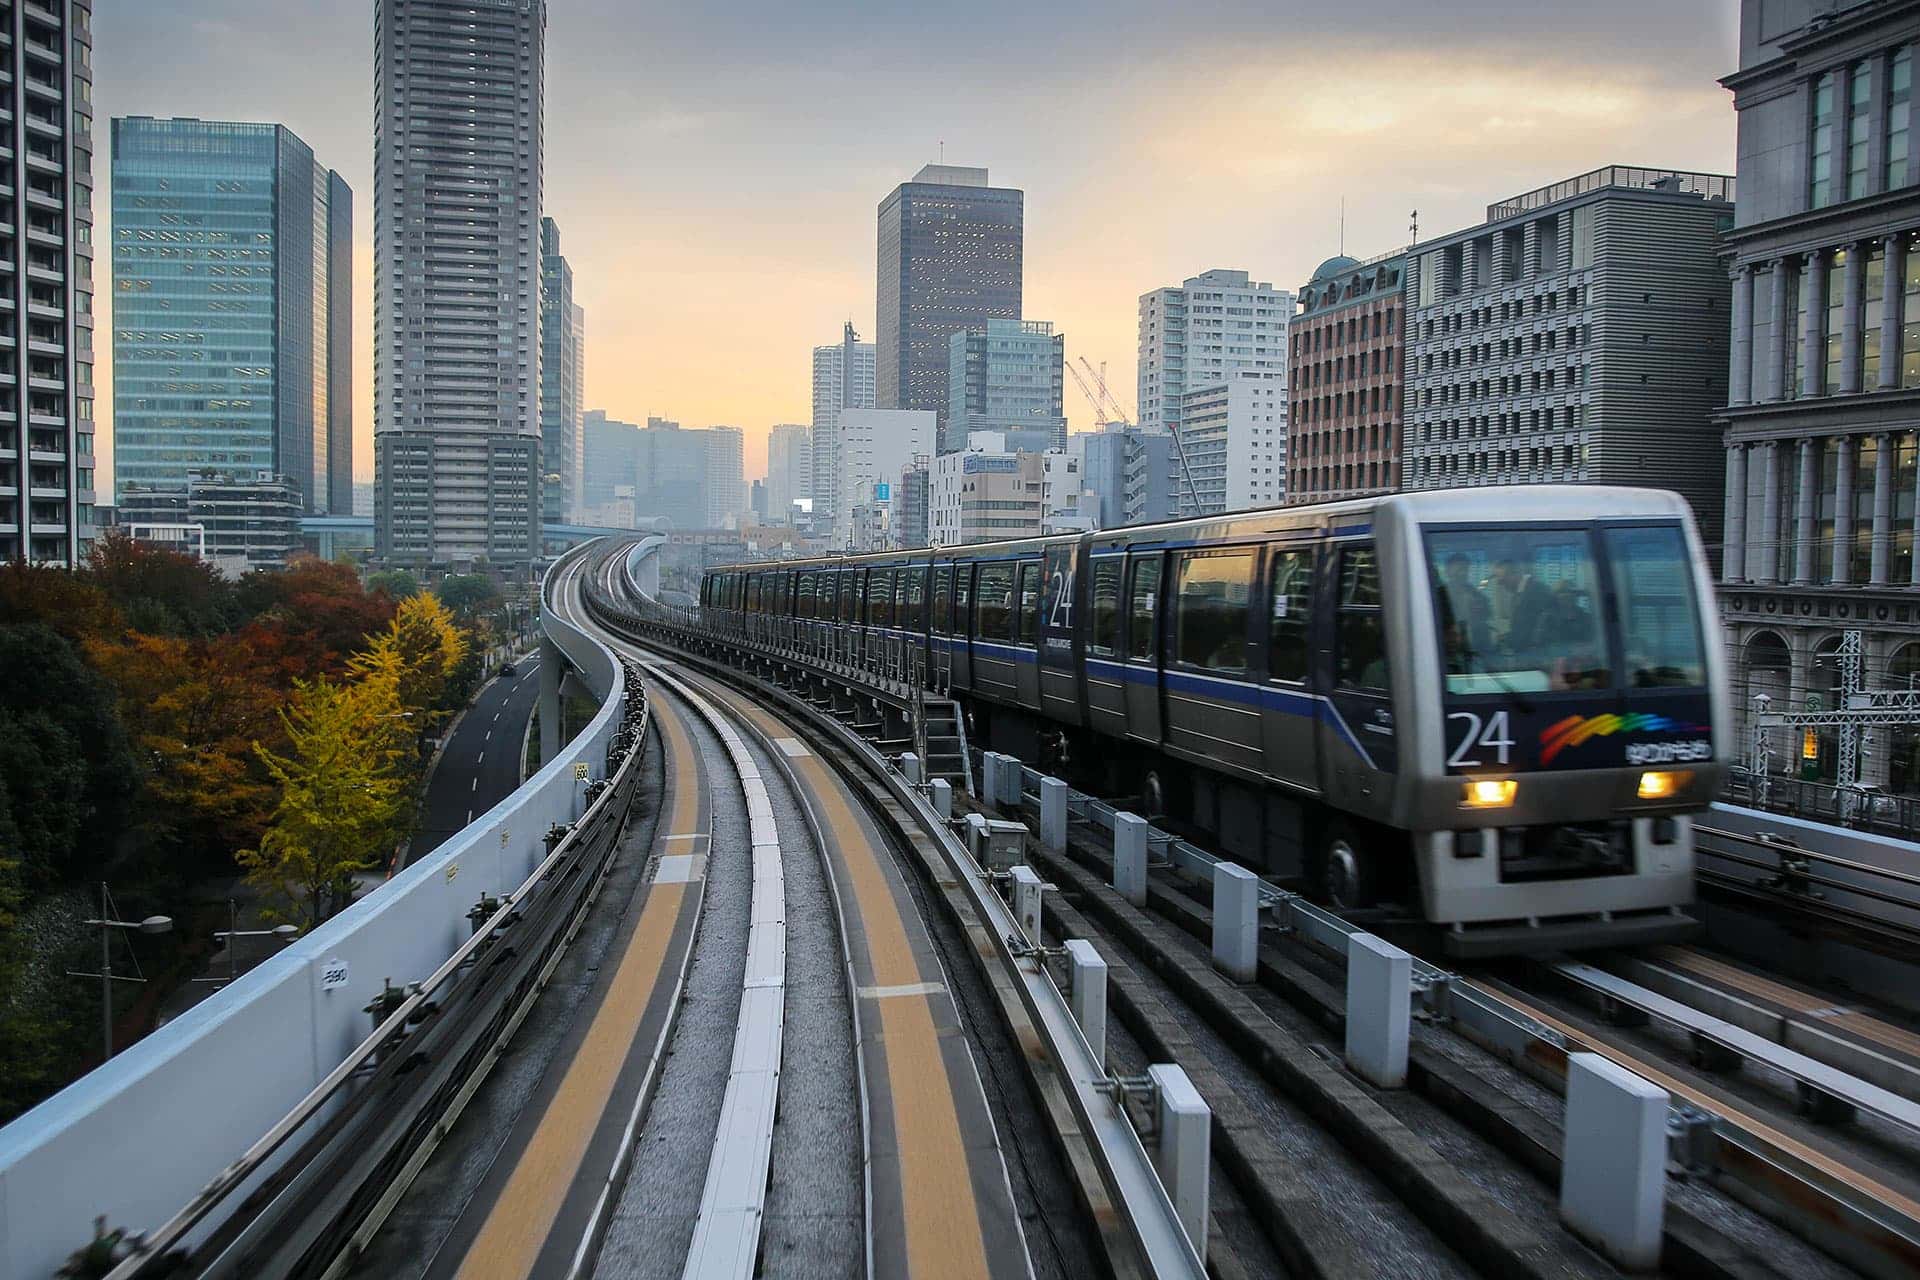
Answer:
240;646;413;927
360;593;469;735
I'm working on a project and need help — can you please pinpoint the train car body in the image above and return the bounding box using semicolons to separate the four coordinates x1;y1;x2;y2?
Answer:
700;486;1727;956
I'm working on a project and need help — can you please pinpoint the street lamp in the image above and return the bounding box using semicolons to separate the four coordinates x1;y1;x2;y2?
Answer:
82;882;172;1062
196;899;300;987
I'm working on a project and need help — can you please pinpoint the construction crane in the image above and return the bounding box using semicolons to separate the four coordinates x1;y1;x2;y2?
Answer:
1070;357;1202;519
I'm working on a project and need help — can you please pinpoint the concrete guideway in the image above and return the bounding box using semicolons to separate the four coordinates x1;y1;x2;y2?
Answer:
417;678;711;1279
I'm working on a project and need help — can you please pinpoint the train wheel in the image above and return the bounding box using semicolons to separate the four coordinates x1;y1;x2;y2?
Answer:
1140;769;1167;820
1318;822;1377;911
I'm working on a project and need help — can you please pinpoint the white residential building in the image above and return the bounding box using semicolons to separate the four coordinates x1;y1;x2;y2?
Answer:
704;426;746;528
1137;268;1292;437
765;423;812;525
930;431;1081;546
811;323;877;534
1179;370;1289;516
832;408;934;549
374;0;545;569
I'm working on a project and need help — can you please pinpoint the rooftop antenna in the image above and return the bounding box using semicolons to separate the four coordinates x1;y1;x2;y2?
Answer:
939;139;944;163
1339;195;1345;255
1410;208;1419;245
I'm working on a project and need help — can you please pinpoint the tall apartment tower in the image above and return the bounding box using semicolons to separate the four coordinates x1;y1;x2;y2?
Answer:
112;118;353;514
1289;252;1406;503
0;1;95;565
1137;269;1292;436
810;322;875;534
1400;167;1734;533
877;165;1023;421
765;423;811;525
374;0;545;570
704;425;745;528
1719;1;1920;792
539;217;583;525
946;319;1067;453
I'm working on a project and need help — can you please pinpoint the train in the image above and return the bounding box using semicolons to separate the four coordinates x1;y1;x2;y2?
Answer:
699;486;1727;956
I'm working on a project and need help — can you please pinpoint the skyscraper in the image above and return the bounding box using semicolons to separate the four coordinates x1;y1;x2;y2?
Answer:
765;423;811;525
1137;269;1291;436
946;319;1066;452
876;165;1023;419
540;217;584;524
112;118;353;514
0;0;94;566
811;322;874;534
704;425;745;528
374;0;545;569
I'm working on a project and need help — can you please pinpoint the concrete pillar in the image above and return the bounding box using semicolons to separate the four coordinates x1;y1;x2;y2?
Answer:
1729;265;1754;406
1148;1063;1211;1262
1560;1053;1669;1271
1794;438;1818;585
1064;938;1108;1070
1872;434;1895;585
1842;242;1867;394
1344;933;1412;1089
1113;811;1148;906
1010;865;1044;948
1758;441;1782;583
538;634;562;767
1789;253;1820;402
1724;444;1748;581
1832;435;1855;584
1211;862;1260;983
1881;236;1905;391
1040;776;1069;853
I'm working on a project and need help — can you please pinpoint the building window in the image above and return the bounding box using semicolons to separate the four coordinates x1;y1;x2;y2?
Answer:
1827;249;1847;390
1892;49;1913;189
1848;60;1873;200
1812;71;1837;208
1897;433;1918;581
1867;243;1887;387
1852;434;1877;583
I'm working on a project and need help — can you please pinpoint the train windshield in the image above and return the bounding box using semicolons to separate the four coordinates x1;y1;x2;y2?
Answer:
1425;523;1706;694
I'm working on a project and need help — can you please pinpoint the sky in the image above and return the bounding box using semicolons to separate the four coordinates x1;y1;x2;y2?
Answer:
92;1;1743;492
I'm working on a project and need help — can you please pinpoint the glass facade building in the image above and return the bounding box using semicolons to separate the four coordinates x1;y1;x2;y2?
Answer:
876;165;1022;419
945;318;1066;453
539;216;583;524
111;117;351;513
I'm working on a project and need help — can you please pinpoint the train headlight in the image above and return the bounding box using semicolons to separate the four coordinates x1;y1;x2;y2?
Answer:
1637;770;1693;801
1461;779;1517;809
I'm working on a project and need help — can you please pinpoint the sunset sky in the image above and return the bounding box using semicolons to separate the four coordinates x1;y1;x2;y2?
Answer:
94;1;1741;492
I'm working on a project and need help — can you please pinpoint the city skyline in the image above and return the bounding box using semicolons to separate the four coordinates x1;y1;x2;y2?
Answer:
93;0;1737;491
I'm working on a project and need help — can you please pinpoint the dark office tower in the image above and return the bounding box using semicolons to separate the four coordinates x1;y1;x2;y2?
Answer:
374;0;545;570
876;164;1023;426
112;118;353;514
540;217;583;525
0;1;94;565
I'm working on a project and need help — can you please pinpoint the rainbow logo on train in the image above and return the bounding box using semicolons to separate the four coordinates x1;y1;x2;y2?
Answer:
1539;712;1710;765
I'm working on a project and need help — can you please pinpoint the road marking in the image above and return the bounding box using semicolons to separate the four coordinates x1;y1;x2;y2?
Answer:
471;777;478;793
492;713;500;724
466;809;473;824
857;981;947;1000
477;752;486;764
484;730;491;741
773;737;810;757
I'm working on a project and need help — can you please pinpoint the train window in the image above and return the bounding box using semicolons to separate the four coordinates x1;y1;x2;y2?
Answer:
1173;551;1254;674
1016;562;1042;645
954;564;973;635
932;565;952;633
794;573;812;619
1268;549;1315;682
840;572;859;625
869;569;894;628
1088;557;1123;656
901;566;927;631
1425;527;1607;692
1126;555;1162;662
747;575;761;614
976;562;1015;641
1335;545;1391;692
1603;526;1706;687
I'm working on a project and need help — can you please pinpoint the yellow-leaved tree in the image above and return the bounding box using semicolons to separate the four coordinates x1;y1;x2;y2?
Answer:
357;592;468;732
240;643;412;926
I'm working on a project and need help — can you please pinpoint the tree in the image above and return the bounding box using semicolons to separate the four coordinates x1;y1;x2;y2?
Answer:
365;569;421;600
84;531;237;638
0;626;137;888
363;593;469;726
236;556;397;680
86;631;282;867
240;661;411;927
435;573;501;619
0;559;118;642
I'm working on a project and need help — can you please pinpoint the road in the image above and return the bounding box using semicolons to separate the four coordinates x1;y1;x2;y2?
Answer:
409;658;544;865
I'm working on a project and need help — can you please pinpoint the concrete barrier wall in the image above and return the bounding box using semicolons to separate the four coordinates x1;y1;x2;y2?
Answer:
0;543;626;1279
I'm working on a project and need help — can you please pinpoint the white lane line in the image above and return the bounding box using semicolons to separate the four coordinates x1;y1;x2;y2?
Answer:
492;712;500;724
484;730;492;742
466;809;473;824
470;777;478;792
477;752;487;764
